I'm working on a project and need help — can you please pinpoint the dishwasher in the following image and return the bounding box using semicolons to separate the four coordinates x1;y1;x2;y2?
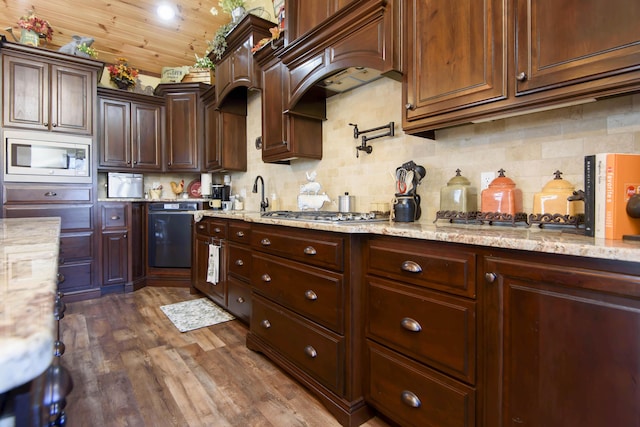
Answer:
148;202;198;268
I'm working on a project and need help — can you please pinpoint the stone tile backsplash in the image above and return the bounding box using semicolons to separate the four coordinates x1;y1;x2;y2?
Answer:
218;78;640;221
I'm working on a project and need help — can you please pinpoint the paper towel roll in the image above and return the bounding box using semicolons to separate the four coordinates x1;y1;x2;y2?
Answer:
201;173;212;196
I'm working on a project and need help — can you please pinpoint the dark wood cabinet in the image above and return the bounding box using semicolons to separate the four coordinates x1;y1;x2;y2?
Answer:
192;218;228;307
1;41;99;135
285;0;356;43
3;183;99;301
155;83;209;172
98;88;164;171
202;86;247;172
482;252;640;427
403;0;640;136
247;224;370;426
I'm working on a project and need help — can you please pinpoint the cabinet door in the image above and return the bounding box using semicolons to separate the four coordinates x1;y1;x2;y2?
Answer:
131;102;163;171
514;0;640;95
131;203;145;282
2;54;49;130
165;92;201;171
286;0;355;42
261;60;290;160
50;64;93;134
99;98;131;168
204;100;221;170
219;110;247;171
102;232;129;286
483;256;640;427
403;0;506;123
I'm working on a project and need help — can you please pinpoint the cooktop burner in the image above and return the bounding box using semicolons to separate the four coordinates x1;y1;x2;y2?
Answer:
261;210;390;222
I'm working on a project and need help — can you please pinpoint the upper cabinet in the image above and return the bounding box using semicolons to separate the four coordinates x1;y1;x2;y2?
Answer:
155;82;209;172
98;87;164;171
1;40;102;135
285;0;356;43
212;14;274;105
403;0;640;136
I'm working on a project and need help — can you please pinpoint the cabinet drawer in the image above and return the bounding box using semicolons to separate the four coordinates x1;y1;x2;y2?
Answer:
251;294;344;395
227;277;251;324
251;225;344;271
208;219;228;239
4;205;93;231
59;232;94;262
228;243;252;281
252;253;343;333
367;277;476;384
58;261;94;293
228;220;251;244
366;341;475;427
4;184;91;203
101;204;128;230
366;236;476;298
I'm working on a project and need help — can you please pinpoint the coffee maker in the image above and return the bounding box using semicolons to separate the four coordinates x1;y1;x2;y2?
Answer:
209;184;231;210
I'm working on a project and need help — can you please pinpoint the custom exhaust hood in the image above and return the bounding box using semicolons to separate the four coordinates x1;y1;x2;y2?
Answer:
279;0;401;108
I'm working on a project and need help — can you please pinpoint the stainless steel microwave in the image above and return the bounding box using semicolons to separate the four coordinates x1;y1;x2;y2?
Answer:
3;130;92;183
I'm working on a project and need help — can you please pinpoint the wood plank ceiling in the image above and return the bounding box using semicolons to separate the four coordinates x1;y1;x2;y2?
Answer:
1;0;276;76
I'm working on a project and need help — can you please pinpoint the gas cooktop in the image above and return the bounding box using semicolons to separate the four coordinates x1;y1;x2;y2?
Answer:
260;210;390;223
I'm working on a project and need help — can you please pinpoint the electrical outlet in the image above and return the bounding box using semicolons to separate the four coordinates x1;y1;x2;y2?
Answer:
481;171;496;191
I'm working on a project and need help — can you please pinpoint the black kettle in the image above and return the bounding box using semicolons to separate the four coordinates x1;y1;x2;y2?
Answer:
393;194;421;222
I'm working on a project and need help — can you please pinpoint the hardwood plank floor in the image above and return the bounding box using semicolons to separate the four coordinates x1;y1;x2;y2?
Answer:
60;287;391;427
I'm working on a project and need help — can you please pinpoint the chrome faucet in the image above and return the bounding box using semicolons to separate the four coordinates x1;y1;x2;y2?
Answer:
252;175;269;213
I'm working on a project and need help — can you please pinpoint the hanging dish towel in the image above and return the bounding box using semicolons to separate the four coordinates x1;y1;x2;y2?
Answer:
207;244;220;284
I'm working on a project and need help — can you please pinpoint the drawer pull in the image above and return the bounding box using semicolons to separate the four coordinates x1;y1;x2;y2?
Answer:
197;224;206;230
214;227;221;233
260;319;271;329
401;260;422;273
485;272;497;283
237;296;245;304
261;238;271;246
236;231;245;237
111;215;120;220
44;191;57;197
261;274;271;283
304;345;317;358
303;246;317;255
401;390;421;408
304;290;318;301
401;317;422;332
235;259;244;266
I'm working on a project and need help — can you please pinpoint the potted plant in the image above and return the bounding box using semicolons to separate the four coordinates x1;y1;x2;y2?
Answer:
208;21;235;61
107;57;139;90
193;54;215;71
77;43;98;59
216;0;246;18
16;10;53;46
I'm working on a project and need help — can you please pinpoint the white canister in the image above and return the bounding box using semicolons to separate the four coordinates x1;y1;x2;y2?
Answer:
338;192;356;212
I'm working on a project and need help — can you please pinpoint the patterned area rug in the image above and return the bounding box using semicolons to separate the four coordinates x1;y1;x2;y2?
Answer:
160;298;235;332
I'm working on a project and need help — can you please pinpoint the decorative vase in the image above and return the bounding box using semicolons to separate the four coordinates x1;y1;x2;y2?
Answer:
20;29;40;46
231;6;246;23
114;80;133;91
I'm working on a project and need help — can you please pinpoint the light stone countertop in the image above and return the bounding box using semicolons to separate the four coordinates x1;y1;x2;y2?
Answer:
0;218;60;393
194;210;640;263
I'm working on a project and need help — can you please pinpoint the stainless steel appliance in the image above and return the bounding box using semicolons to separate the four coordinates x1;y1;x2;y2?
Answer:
148;202;198;268
107;172;143;198
261;210;389;223
3;130;91;183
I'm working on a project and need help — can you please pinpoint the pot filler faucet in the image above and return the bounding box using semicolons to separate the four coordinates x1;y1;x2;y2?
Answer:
253;175;269;213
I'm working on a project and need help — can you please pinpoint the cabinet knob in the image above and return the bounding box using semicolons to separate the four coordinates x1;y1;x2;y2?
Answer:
235;259;244;266
198;224;206;230
260;319;271;329
133;160;137;165
167;162;172;166
405;103;416;111
236;296;245;304
400;390;422;408
214;227;221;233
401;260;422;273
261;273;271;283
127;160;131;165
303;246;317;255
304;345;317;358
51;123;58;127
43;122;49;127
261;238;271;246
57;273;65;284
485;272;497;283
304;290;318;301
400;317;422;332
123;234;127;239
516;71;528;82
236;231;245;237
44;191;57;197
111;215;120;220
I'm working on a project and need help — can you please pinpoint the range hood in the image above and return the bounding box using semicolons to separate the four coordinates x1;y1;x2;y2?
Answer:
316;67;382;95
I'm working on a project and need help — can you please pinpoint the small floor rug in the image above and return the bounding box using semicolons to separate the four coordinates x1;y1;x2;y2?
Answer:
160;298;235;332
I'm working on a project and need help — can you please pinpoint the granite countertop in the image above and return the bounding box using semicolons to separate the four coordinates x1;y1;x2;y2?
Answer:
0;218;60;393
194;210;640;263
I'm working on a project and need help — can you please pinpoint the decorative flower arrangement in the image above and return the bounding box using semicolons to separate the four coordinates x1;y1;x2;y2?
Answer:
208;22;235;61
77;43;98;58
107;57;139;89
17;10;53;42
210;0;246;16
193;54;215;71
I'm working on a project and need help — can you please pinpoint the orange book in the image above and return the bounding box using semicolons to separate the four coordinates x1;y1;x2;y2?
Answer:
604;153;640;240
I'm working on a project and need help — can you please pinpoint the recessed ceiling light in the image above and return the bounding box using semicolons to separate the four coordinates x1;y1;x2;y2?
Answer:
157;3;176;20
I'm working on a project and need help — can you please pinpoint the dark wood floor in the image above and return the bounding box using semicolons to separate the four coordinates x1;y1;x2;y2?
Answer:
60;287;390;427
